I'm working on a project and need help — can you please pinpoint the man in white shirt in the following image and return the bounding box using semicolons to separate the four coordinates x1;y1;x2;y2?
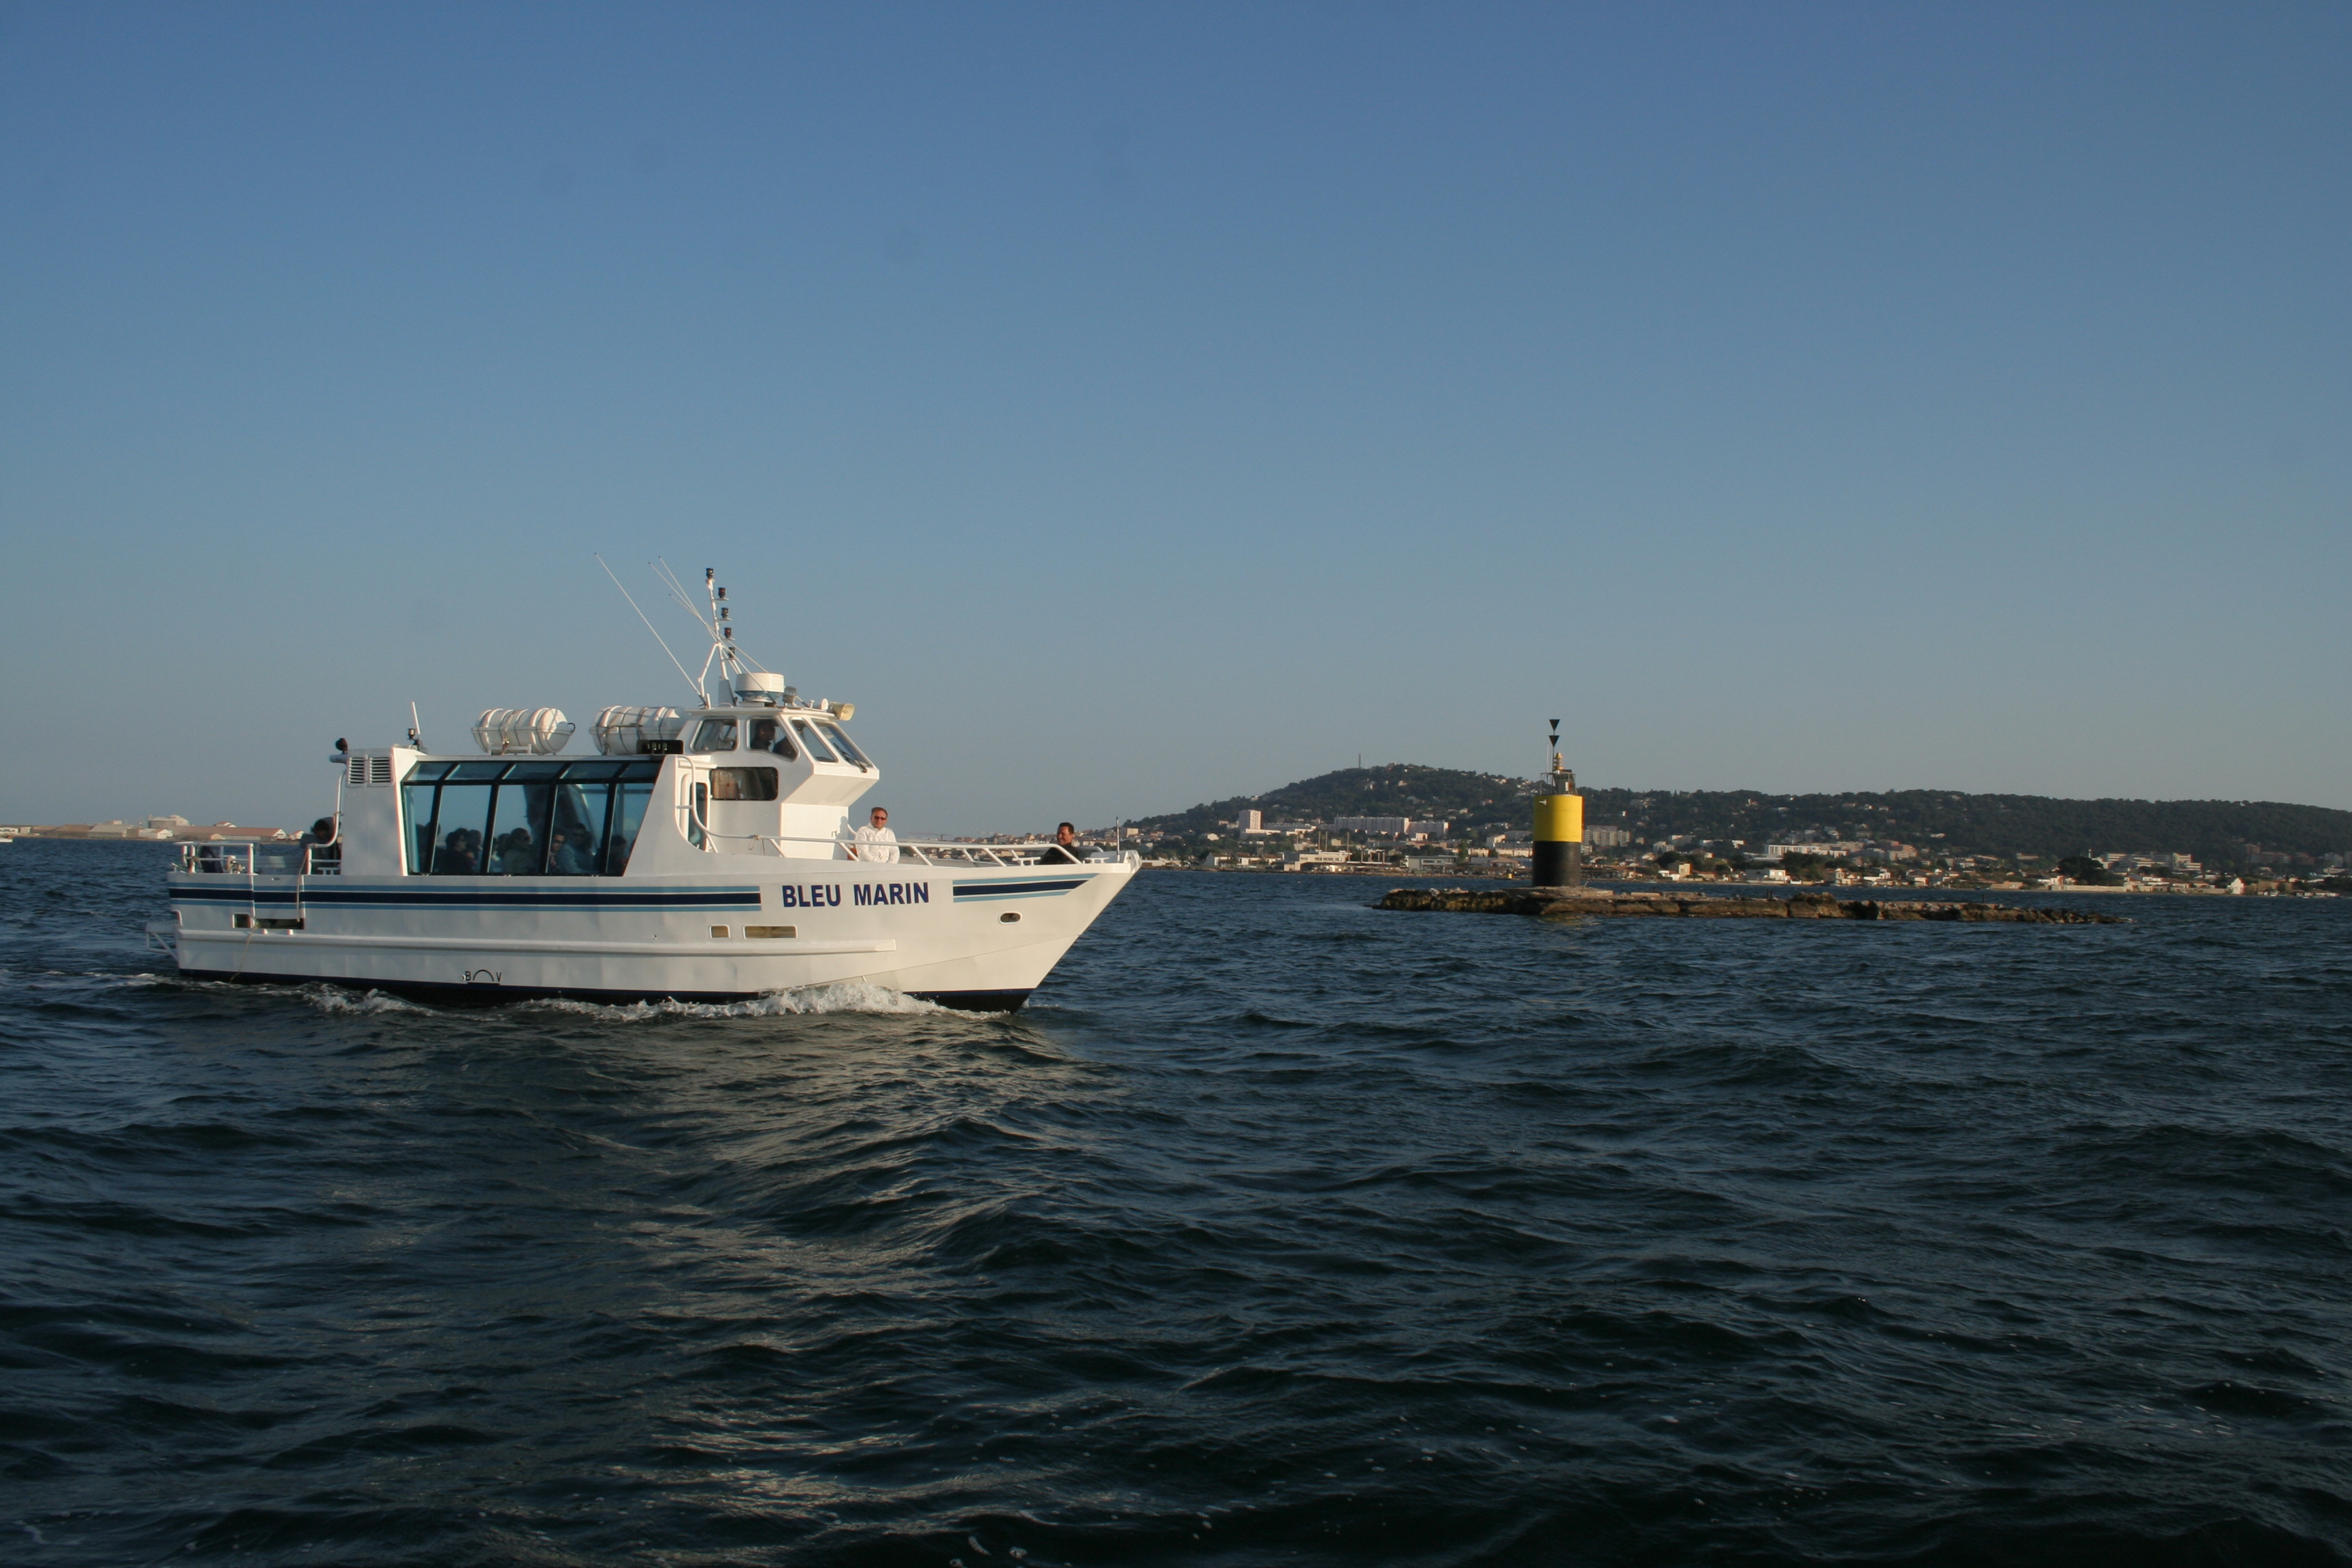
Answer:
849;806;899;863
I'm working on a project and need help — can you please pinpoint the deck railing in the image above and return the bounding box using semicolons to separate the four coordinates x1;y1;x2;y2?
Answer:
177;843;342;875
172;833;1132;874
703;829;1137;868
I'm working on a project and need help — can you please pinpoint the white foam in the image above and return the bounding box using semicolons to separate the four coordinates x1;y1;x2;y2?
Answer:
525;980;949;1022
121;972;949;1022
302;984;434;1015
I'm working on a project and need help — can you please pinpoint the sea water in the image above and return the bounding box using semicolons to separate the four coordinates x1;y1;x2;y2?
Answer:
3;840;2348;1565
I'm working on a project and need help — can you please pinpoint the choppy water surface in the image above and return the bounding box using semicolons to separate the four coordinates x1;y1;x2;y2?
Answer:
4;840;2349;1567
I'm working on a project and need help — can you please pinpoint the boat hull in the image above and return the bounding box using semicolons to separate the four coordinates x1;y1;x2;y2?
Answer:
162;861;1134;1013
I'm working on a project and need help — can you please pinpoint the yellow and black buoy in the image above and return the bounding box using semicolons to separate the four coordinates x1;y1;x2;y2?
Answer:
1533;718;1583;889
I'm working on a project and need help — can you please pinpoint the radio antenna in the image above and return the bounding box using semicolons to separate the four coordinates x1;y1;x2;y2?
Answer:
597;553;706;706
649;557;771;699
651;557;728;698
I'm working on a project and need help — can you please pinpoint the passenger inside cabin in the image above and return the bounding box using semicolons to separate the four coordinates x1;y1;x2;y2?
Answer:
548;788;600;875
1036;822;1081;865
434;828;483;875
307;816;340;866
548;828;595;876
494;828;539;875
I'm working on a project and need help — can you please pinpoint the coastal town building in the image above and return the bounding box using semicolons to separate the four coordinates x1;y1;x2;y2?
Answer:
1328;815;1450;837
1765;840;1865;860
13;818;292;843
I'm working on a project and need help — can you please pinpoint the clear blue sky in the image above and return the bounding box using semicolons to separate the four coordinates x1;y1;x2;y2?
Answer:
3;2;2346;833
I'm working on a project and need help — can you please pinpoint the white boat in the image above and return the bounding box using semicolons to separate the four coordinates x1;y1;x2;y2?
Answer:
154;568;1136;1011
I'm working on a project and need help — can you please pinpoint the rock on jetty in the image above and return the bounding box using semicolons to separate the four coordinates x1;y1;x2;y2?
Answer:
1375;887;2125;924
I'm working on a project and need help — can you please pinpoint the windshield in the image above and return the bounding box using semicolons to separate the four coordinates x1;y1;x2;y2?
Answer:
790;719;839;763
818;723;870;768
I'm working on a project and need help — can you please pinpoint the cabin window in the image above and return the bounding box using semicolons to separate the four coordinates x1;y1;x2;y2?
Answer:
401;758;659;874
544;781;603;876
790;719;839;763
401;762;453;872
603;780;651;875
427;784;494;874
688;782;708;848
421;762;506;875
747;717;798;761
709;767;779;802
484;781;555;875
691;718;738;752
817;723;870;770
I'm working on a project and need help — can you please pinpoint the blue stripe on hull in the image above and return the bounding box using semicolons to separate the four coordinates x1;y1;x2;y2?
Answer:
169;885;762;910
178;875;1087;909
950;877;1089;901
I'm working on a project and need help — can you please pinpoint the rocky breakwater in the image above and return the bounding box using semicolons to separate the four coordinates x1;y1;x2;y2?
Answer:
1376;887;2126;924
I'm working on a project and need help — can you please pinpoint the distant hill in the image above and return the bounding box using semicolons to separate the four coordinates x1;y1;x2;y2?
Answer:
1133;766;2352;868
1134;764;1537;836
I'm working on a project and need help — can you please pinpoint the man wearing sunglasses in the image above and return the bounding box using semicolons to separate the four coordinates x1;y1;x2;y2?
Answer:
848;806;899;863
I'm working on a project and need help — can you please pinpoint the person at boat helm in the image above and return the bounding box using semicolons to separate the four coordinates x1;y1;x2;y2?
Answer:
307;816;340;866
1036;822;1081;865
849;806;898;864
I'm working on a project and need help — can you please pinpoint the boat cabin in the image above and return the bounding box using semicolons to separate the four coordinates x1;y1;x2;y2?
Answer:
323;696;880;879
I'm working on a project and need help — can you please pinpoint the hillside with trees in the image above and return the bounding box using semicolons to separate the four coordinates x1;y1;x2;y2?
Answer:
1134;765;1535;837
1132;766;2352;869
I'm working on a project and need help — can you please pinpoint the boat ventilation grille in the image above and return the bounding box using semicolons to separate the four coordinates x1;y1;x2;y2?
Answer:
346;756;367;788
368;755;393;786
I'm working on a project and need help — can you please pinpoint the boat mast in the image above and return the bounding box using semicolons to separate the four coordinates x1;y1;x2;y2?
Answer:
651;559;774;706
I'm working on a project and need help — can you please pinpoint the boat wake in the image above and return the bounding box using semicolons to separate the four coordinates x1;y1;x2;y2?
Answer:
125;973;438;1015
525;980;949;1021
122;973;953;1022
302;983;435;1015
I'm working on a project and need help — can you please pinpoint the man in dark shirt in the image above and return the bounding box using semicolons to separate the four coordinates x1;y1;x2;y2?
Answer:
1036;822;1081;865
307;816;340;868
